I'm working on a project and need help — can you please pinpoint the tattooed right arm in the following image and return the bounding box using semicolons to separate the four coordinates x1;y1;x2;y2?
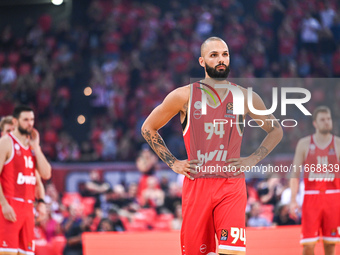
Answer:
141;128;177;167
141;86;190;169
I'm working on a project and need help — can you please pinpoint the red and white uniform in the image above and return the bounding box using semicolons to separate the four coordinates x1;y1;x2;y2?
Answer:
301;135;340;244
181;82;247;255
0;133;36;255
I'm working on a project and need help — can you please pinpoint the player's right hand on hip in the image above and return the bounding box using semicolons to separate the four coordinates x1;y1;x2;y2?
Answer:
171;159;200;180
2;203;17;222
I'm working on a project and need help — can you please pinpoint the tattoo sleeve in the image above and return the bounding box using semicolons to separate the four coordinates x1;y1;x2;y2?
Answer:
252;146;269;161
265;114;281;132
141;128;177;167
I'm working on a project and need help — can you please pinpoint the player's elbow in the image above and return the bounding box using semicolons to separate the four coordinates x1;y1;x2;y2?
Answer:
141;121;155;139
40;165;52;180
276;125;283;142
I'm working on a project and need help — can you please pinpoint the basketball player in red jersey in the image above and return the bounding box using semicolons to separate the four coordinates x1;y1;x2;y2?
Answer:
0;106;51;255
290;106;340;255
0;116;47;223
141;37;283;255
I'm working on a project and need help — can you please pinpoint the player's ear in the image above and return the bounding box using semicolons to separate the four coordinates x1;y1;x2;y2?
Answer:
312;120;316;129
199;56;205;68
12;118;18;126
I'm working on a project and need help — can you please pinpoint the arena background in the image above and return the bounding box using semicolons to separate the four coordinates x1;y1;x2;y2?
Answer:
1;0;340;254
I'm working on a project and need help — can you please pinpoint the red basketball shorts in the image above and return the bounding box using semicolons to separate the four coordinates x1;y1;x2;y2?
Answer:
0;198;35;255
301;191;340;244
181;177;247;255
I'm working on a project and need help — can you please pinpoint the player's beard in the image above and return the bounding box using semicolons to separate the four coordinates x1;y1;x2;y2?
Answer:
205;63;230;79
319;127;332;135
18;124;32;136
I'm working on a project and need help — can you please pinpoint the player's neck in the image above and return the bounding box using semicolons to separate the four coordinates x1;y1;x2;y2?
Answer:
12;129;30;147
314;132;332;145
202;77;229;87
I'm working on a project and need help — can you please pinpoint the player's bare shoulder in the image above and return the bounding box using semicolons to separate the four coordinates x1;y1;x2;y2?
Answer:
0;135;12;149
296;136;311;152
0;135;12;165
298;136;310;145
171;85;190;114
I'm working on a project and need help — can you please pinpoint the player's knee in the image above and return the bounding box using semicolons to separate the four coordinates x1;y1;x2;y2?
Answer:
303;244;315;255
323;242;335;254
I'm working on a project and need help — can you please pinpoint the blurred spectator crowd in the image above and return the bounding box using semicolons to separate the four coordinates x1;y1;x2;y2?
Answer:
1;0;340;161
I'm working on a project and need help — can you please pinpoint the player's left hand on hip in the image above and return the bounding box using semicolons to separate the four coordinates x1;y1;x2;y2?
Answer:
226;157;256;176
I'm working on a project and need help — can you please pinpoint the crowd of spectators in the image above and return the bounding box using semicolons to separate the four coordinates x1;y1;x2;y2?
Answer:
1;0;340;161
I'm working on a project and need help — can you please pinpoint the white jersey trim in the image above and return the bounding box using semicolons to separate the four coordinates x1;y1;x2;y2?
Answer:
312;134;333;150
6;196;34;203
18;248;35;255
0;247;18;253
4;136;14;166
218;245;246;252
325;189;340;194
323;237;340;242
304;189;340;195
10;132;29;150
198;81;231;109
183;84;192;136
304;190;320;195
300;237;319;244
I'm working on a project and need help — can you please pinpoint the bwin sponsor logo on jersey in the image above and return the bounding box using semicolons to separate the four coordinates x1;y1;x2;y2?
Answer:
17;172;36;185
308;172;335;182
197;145;228;165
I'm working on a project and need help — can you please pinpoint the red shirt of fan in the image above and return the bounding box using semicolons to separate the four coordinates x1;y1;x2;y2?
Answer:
1;133;36;201
303;135;340;191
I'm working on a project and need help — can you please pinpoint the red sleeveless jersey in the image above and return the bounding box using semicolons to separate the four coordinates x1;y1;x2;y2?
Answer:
183;82;244;178
0;133;36;201
303;135;340;191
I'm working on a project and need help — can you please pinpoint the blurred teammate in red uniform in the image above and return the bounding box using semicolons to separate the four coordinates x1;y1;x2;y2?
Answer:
0;116;46;222
0;106;51;255
141;37;283;255
290;106;340;255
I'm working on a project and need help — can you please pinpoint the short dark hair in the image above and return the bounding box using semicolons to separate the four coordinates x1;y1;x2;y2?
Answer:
312;106;331;121
13;105;33;119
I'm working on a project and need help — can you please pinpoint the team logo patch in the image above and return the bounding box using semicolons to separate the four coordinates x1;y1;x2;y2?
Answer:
200;244;207;253
226;102;233;114
331;229;337;236
15;143;21;156
329;146;335;155
309;144;316;154
220;229;228;241
194;101;202;110
194;110;202;119
14;143;20;150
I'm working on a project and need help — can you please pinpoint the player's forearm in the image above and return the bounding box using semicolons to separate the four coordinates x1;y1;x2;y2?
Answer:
0;183;9;207
249;128;283;164
35;174;45;200
141;127;177;168
33;146;51;180
289;178;299;203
